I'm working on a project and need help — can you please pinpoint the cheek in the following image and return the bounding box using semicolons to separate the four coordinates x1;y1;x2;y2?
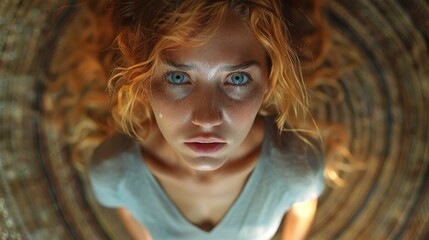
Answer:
152;99;190;125
150;90;192;138
150;81;188;117
224;88;264;127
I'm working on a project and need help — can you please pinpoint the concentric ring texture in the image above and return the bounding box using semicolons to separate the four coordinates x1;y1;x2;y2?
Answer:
0;0;428;239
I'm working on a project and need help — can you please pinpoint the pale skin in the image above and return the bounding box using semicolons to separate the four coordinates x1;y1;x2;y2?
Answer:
113;11;318;240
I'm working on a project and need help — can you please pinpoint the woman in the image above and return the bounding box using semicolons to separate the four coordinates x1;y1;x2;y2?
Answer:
89;0;325;239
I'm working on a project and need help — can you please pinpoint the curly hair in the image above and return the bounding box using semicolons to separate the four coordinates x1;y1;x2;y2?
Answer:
46;0;357;186
107;0;328;141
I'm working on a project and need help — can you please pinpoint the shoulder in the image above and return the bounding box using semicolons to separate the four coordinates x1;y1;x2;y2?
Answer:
264;117;324;172
89;133;137;180
264;119;325;201
88;132;137;207
268;129;324;177
90;132;136;167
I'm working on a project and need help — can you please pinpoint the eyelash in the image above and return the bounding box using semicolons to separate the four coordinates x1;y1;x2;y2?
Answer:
162;71;254;88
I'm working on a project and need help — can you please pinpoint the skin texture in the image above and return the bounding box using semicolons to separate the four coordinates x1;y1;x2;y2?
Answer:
115;11;318;240
148;12;269;173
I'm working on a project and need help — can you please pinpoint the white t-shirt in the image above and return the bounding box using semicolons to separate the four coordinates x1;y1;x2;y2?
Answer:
89;116;325;240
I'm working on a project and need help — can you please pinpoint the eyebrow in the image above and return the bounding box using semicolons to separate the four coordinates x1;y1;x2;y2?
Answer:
165;60;261;72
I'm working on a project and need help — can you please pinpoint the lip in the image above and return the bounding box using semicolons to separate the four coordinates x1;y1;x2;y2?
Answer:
186;135;226;143
185;142;226;155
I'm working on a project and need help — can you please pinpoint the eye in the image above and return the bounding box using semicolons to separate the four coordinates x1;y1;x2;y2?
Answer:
226;72;251;85
165;71;190;84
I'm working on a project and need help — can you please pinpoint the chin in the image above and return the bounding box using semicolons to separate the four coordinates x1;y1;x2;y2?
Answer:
186;156;227;171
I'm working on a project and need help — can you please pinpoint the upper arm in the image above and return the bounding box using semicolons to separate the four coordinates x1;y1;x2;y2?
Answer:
287;198;318;219
281;198;318;240
117;208;152;240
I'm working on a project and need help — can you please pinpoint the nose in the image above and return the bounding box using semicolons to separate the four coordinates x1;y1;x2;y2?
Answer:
191;88;224;128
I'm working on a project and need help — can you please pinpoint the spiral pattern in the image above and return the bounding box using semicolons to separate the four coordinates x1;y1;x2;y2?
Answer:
0;0;427;239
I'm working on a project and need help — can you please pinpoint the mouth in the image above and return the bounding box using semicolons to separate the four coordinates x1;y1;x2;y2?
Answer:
184;142;226;155
185;135;227;155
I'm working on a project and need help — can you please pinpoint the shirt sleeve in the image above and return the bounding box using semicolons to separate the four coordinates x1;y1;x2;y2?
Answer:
87;133;132;208
296;139;326;203
268;127;326;205
88;159;124;208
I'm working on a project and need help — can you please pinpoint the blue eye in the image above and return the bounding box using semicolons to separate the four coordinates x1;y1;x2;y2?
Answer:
165;72;190;84
227;72;250;85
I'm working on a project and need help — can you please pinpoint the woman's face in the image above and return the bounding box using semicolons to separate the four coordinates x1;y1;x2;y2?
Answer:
149;12;269;171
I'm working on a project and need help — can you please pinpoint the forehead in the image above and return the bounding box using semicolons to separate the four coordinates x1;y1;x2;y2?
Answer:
161;12;267;66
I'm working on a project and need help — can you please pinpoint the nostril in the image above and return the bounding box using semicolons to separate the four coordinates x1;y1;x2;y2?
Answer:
191;108;223;128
